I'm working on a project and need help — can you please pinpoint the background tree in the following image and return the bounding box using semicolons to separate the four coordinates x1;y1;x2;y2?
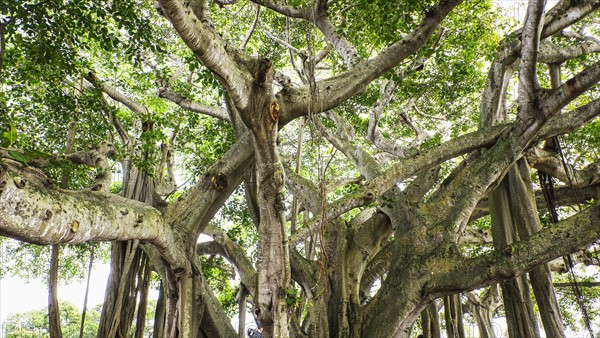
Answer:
1;0;600;337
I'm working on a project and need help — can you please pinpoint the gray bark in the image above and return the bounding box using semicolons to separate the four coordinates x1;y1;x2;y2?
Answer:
421;301;441;338
48;244;62;338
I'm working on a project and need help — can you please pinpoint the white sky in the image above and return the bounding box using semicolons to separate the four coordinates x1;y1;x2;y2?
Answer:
0;263;111;334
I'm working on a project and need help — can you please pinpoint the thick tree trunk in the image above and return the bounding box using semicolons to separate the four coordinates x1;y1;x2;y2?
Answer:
240;58;291;337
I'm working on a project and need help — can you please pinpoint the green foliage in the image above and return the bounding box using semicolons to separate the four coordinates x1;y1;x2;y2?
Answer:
4;301;99;338
0;239;109;282
284;286;301;307
1;123;18;147
200;255;239;316
554;266;600;333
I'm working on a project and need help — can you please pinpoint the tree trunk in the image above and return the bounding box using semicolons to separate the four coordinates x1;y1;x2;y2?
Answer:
489;178;541;338
466;285;500;338
240;58;291;337
444;294;465;338
421;301;441;338
509;160;566;337
238;286;247;338
152;281;166;338
98;164;154;338
79;249;94;338
48;244;63;338
134;256;152;338
49;120;77;338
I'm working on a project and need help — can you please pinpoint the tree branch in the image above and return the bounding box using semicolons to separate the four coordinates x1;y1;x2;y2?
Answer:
87;73;149;116
0;161;188;271
249;0;310;19
164;132;254;239
517;0;545;117
157;86;230;122
538;60;600;120
292;98;600;242
278;0;464;124
312;3;360;68
527;149;600;187
538;39;600;64
426;201;600;295
158;0;253;110
240;4;261;50
201;224;257;294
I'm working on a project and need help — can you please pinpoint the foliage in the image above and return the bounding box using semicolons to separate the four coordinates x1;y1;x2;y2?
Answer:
4;301;99;338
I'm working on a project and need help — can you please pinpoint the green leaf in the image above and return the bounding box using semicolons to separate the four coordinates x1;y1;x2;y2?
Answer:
1;124;18;147
8;150;29;166
23;148;51;159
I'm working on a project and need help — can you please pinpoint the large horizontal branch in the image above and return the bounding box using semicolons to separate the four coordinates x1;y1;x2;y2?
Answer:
157;86;230;122
164;132;254;240
291;97;600;243
538;39;600;64
426;201;600;295
0;160;188;271
278;0;463;124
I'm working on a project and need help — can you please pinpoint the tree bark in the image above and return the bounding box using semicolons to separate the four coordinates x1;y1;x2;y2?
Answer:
98;164;154;338
239;57;291;337
509;160;566;337
421;301;441;338
48;244;63;338
79;249;94;338
466;286;500;338
444;294;465;338
152;281;166;338
134;256;152;338
489;171;541;338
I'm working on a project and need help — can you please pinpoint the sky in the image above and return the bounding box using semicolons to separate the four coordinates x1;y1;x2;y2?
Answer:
0;262;111;334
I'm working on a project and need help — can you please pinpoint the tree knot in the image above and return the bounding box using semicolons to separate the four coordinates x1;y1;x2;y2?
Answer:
210;174;228;191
